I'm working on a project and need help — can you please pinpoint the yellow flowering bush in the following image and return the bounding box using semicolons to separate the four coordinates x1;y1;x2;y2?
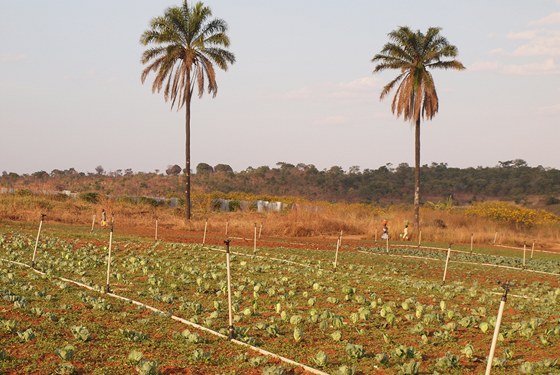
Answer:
465;201;560;228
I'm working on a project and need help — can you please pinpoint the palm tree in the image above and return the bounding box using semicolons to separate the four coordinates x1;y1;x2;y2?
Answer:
140;1;235;220
372;26;464;232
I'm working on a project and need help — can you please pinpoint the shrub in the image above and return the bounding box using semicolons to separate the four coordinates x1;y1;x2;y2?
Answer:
465;201;560;228
79;192;99;204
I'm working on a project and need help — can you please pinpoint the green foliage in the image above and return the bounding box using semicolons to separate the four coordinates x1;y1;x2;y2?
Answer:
79;192;99;203
312;351;328;367
55;362;76;375
17;328;35;342
71;325;91;342
128;350;144;363
400;360;420;374
293;326;303;342
435;352;460;370
55;345;75;361
119;328;148;342
136;359;158;375
345;343;364;360
191;349;211;363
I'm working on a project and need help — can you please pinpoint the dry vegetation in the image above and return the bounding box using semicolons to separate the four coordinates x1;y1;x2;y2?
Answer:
0;192;558;250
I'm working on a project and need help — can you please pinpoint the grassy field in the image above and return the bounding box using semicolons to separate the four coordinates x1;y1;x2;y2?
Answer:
1;221;559;374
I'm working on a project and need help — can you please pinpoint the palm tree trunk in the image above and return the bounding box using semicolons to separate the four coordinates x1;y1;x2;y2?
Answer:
185;89;192;221
414;117;421;233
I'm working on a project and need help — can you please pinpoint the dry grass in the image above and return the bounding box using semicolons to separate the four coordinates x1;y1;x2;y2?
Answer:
0;193;558;249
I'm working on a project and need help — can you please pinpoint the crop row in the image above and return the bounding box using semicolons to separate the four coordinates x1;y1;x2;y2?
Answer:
1;232;560;374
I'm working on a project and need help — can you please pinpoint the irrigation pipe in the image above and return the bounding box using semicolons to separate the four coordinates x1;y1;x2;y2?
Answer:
356;250;560;278
202;244;330;272
494;244;558;255
0;257;328;375
490;292;540;301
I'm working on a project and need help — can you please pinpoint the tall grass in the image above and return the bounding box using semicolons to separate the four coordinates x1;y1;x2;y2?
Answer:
0;192;558;249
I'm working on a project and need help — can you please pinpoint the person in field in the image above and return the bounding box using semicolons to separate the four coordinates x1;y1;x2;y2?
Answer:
400;222;410;241
101;209;107;227
381;220;389;240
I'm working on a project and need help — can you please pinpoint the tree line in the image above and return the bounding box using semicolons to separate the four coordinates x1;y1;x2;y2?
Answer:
1;159;558;206
193;160;560;205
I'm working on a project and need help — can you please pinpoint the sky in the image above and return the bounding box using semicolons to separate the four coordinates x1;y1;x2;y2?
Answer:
1;0;559;174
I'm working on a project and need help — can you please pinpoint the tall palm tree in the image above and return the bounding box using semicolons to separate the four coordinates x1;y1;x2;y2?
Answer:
141;1;235;220
372;26;464;232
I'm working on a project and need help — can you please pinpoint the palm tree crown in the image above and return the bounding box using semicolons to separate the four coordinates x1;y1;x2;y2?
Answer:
372;26;465;123
141;1;235;107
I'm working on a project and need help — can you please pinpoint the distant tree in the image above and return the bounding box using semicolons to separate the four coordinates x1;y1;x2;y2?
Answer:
166;165;182;176
124;168;133;176
214;164;233;173
196;163;214;174
349;166;361;174
140;0;235;220
32;171;49;179
276;162;295;170
372;26;465;231
95;165;105;175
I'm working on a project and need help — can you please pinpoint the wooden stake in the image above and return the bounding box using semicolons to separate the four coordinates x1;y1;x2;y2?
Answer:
418;231;422;248
31;214;46;269
224;239;235;340
485;282;510;375
523;242;526;267
530;241;535;259
258;223;263;239
253;223;257;254
493;231;498;245
202;218;208;246
155;218;158;241
386;235;389;253
91;214;96;232
225;221;229;236
334;231;342;271
470;233;474;253
442;245;452;283
105;224;114;293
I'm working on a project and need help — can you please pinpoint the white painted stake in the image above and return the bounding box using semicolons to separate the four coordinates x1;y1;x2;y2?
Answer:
105;224;114;293
493;231;498;245
258;223;263;239
531;241;535;259
386;235;389;253
224;240;235;340
202;218;208;246
91;215;96;232
485;283;510;375
155;218;158;241
442;245;452;282
523;242;526;267
31;214;46;268
253;223;257;254
418;231;422;248
334;231;342;271
470;233;474;253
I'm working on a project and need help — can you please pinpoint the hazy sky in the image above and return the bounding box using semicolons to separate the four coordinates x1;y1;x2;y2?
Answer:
1;1;559;174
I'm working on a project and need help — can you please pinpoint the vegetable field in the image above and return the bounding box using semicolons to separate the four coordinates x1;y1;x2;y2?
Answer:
1;226;559;374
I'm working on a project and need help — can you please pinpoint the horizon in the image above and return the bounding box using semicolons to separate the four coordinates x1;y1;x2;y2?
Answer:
2;158;556;176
